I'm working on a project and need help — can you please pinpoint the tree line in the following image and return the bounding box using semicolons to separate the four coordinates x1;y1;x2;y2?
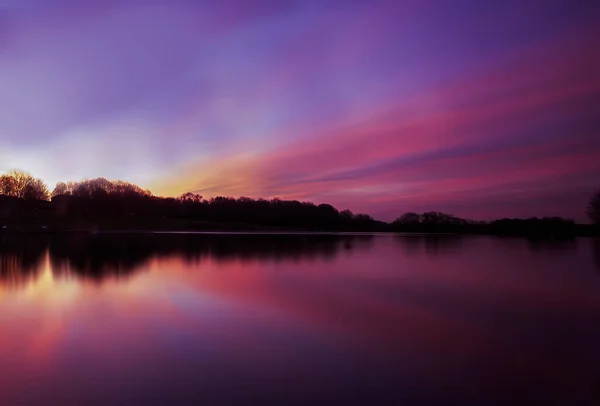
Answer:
0;170;50;200
0;169;599;235
0;170;382;231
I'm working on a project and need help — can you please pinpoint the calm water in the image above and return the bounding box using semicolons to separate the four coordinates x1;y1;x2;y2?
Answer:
1;233;599;406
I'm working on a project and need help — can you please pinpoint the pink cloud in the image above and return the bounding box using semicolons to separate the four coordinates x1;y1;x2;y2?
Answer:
154;22;600;221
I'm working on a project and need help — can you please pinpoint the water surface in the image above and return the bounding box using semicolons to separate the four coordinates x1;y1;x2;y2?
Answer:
1;234;599;405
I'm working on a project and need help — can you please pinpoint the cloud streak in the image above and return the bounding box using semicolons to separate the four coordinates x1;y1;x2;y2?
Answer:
155;20;600;221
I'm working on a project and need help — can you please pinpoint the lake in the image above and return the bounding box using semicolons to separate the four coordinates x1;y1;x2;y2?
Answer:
1;233;599;405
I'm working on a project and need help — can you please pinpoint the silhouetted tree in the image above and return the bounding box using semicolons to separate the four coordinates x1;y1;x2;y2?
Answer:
420;211;463;225
179;192;203;203
394;212;420;225
340;209;355;220
0;174;17;196
391;211;469;232
355;213;374;222
1;170;593;235
23;178;50;200
52;181;70;197
587;189;600;226
391;212;421;232
0;170;49;200
29;176;386;231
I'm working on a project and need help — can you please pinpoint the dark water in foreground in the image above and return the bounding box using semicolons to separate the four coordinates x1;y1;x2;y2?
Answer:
1;233;600;406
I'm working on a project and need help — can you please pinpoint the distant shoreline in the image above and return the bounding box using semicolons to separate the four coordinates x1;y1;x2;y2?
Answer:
1;226;597;238
1;179;599;238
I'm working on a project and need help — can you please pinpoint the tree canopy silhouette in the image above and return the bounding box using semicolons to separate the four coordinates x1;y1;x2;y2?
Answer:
0;170;49;200
42;175;385;231
0;169;597;236
587;189;600;226
390;211;584;236
52;178;151;199
391;211;477;233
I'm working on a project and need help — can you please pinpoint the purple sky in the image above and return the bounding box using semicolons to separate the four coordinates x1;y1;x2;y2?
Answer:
0;0;599;221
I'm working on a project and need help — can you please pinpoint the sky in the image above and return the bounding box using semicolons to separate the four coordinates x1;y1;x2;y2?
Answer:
0;0;599;222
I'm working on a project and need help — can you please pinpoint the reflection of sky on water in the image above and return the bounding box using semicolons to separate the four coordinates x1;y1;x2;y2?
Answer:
0;235;599;404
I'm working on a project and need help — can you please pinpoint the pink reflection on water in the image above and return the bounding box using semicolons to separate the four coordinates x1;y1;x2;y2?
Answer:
0;236;599;404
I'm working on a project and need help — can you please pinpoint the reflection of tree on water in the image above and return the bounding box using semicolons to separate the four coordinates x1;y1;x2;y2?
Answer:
180;234;374;263
0;234;46;287
1;233;374;286
49;235;155;281
525;237;578;254
394;235;464;256
593;239;600;273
